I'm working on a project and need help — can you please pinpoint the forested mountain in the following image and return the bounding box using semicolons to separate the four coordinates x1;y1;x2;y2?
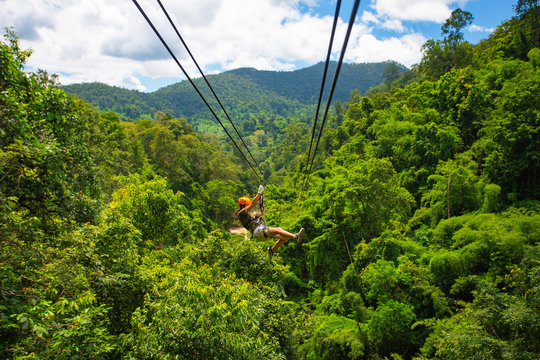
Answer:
1;3;539;360
63;61;404;132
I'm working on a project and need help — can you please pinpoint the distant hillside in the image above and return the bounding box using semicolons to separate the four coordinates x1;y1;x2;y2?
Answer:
63;61;406;129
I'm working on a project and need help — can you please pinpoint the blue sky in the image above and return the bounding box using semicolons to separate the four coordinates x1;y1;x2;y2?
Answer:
1;0;517;92
310;0;513;43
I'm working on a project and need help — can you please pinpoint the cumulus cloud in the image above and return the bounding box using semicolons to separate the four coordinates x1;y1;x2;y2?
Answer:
369;0;456;22
180;0;337;71
347;33;426;67
361;10;380;25
0;0;190;90
468;24;495;33
381;18;405;32
0;0;471;91
0;0;55;40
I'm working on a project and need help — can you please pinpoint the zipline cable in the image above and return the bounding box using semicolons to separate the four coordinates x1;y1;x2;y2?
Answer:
155;0;264;179
131;0;263;183
303;0;342;190
302;0;361;191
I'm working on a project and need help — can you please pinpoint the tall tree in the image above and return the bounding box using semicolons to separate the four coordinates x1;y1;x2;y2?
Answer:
441;9;474;47
382;62;401;87
418;9;474;78
514;0;539;47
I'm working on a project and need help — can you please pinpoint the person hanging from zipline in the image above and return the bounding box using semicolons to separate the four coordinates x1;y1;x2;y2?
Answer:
234;185;304;258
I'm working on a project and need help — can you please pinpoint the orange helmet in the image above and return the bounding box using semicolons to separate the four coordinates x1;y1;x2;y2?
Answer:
238;197;251;207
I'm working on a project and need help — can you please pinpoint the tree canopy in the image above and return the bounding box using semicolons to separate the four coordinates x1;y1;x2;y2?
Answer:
1;3;539;359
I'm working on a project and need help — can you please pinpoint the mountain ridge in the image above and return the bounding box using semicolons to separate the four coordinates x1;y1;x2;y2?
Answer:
63;61;406;128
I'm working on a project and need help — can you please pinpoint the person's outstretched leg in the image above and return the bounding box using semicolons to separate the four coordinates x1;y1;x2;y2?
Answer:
267;227;295;240
267;227;304;253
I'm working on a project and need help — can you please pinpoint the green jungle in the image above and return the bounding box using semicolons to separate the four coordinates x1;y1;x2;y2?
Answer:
1;3;539;360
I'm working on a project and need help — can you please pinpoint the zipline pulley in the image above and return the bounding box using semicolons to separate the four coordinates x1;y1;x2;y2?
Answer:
259;171;265;213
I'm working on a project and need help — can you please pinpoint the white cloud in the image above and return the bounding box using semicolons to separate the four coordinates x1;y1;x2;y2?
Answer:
468;24;495;33
1;0;341;89
1;0;159;90
381;18;405;32
361;10;380;25
360;0;467;33
370;0;457;22
186;0;336;70
0;0;55;40
0;0;469;91
347;33;426;67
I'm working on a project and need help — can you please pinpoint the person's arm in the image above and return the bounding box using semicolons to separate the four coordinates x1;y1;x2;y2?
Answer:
245;185;264;213
244;192;260;213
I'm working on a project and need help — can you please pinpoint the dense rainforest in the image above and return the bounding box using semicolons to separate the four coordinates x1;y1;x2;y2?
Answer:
0;3;539;360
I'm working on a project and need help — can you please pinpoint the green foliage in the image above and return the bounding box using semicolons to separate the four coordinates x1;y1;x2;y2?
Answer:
427;208;538;297
127;263;284;359
441;9;474;47
358;255;450;318
382;61;403;86
194;179;239;227
423;247;540;359
298;156;414;288
313;157;414;239
430;251;467;294
474;57;540;199
297;315;364;360
0;225;120;359
90;111;150;198
308;232;353;289
514;0;540;49
361;259;403;304
418;9;474;79
11;294;117;360
124;235;295;359
106;176;206;247
412;155;489;226
353;230;426;270
367;300;417;357
2;6;540;359
1;30;101;231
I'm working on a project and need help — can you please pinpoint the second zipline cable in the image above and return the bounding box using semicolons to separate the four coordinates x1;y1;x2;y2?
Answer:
303;0;361;191
131;0;263;183
155;0;263;179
